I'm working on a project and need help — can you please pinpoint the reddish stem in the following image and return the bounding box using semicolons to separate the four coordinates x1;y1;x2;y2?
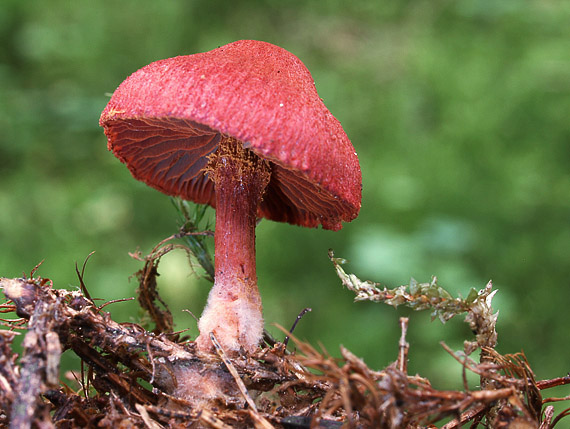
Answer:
196;136;270;353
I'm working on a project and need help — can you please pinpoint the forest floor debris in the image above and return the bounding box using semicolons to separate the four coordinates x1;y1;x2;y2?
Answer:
1;263;569;428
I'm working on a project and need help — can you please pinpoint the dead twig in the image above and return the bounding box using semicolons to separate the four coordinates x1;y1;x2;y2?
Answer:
397;317;409;374
283;307;312;348
7;281;59;429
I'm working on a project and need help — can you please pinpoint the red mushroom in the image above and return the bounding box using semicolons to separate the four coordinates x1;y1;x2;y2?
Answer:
100;40;361;353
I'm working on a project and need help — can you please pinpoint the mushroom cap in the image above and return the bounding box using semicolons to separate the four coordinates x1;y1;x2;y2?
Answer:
100;40;361;230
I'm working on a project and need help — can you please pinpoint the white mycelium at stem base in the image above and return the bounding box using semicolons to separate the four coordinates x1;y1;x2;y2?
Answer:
196;136;271;353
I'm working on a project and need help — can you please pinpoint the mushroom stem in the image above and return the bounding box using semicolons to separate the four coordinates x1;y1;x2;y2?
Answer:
196;136;270;353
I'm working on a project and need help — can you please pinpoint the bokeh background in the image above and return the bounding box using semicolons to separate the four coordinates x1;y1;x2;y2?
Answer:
1;0;569;394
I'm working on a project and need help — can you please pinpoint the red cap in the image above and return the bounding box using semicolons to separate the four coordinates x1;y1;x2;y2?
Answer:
100;40;361;230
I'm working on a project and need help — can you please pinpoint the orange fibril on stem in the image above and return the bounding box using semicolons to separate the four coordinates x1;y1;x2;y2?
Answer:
100;40;362;353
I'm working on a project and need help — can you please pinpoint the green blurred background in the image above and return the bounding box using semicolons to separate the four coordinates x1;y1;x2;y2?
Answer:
1;0;569;393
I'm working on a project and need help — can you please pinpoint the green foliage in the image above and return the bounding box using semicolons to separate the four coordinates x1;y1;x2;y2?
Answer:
331;249;477;323
0;0;569;389
171;198;215;283
330;250;499;355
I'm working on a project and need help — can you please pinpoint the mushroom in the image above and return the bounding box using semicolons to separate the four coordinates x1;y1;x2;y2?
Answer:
100;40;361;354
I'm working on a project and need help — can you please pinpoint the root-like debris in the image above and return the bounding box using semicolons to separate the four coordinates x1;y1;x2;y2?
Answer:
1;267;569;428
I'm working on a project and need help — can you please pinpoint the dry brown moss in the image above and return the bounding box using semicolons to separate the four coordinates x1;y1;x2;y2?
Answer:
1;252;569;428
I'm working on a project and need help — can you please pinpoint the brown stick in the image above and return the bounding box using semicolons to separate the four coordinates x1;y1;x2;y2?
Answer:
8;282;58;429
397;317;409;374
